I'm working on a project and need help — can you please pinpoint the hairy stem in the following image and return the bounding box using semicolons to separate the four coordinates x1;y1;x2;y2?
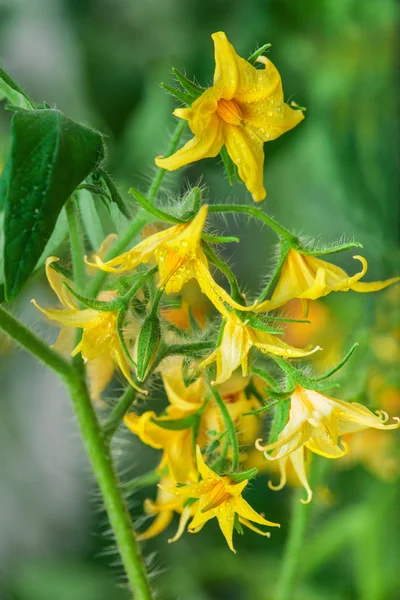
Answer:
256;241;290;303
0;306;153;599
147;120;186;202
208;204;295;241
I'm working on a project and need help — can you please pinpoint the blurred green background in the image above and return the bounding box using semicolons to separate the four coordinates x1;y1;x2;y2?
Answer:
0;0;399;599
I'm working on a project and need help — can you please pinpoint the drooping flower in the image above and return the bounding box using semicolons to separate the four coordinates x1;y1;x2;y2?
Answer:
137;474;198;543
88;205;252;319
124;359;207;482
164;446;279;552
155;32;304;201
256;385;400;502
199;313;320;385
32;257;144;394
255;249;399;314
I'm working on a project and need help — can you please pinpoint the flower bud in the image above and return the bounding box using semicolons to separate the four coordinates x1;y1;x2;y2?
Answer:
134;314;161;381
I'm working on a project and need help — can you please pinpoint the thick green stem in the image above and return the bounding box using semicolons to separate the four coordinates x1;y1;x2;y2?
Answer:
210;387;239;470
66;196;86;294
85;121;186;299
208;204;295;241
0;307;153;600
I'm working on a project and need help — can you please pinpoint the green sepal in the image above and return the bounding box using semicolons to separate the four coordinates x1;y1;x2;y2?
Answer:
0;65;35;109
268;399;290;445
180;187;201;221
220;146;234;186
265;387;295;401
48;259;73;280
243;400;281;416
129;187;183;224
183;497;198;509
250;366;279;390
247;43;272;65
296;241;363;256
135;314;161;381
203;234;240;244
229;468;258;483
187;305;202;335
124;469;161;492
172;68;204;98
237;312;284;335
117;306;136;366
77;183;110;201
151;413;196;431
96;167;131;219
313;343;359;381
266;315;311;324
160;82;196;106
63;282;123;311
234;513;244;535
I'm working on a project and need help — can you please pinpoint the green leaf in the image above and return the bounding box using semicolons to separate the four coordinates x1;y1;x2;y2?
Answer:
0;154;11;210
151;414;197;430
0;65;35;109
3;108;105;300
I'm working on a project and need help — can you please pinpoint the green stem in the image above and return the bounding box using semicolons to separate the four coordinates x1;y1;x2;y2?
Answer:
275;457;324;600
66;196;86;294
202;242;244;303
0;305;72;378
147;121;186;202
208;204;295;241
85;122;186;299
0;307;153;600
210;387;239;470
103;387;137;443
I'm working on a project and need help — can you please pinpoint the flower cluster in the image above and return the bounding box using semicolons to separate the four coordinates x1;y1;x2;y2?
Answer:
33;31;399;553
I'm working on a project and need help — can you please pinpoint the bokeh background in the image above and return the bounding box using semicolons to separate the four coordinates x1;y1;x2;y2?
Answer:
0;0;399;599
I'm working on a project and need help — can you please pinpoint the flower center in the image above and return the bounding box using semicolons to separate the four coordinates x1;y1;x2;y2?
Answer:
216;98;244;125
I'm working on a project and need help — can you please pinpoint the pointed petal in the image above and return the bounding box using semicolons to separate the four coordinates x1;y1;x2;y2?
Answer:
137;510;174;541
87;354;115;403
45;257;77;309
289;447;313;504
168;506;194;543
173;107;191;120
32;301;99;327
224;125;266;202
155;115;223;171
239;517;271;537
252;329;320;359
235;496;280;527
351;276;399;293
243;102;304;143
196;445;220;481
268;455;288;491
216;500;236;552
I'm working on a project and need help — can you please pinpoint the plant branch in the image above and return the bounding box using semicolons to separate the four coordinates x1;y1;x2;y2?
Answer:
210;387;240;470
103;387;137;443
208;204;295;241
66;196;86;294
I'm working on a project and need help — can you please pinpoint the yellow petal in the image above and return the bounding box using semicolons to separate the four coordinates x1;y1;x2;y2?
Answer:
235;496;280;528
45;257;77;309
124;411;164;448
111;343;147;394
239;517;271;537
268;455;288;492
196;445;220;481
224;125;266;202
215;499;236;553
32;301;99;328
155;114;223;171
87;354;115;403
351;276;400;293
243;102;304;143
173;107;191;120
168;506;194;543
212;31;240;99
288;447;313;504
137;510;174;541
251;329;321;359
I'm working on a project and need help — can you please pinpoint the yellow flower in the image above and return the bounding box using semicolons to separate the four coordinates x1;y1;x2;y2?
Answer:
88;205;252;319
155;32;304;201
199;313;320;385
137;474;198;543
255;249;399;313
256;385;400;502
124;359;207;482
165;446;279;552
32;257;144;394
